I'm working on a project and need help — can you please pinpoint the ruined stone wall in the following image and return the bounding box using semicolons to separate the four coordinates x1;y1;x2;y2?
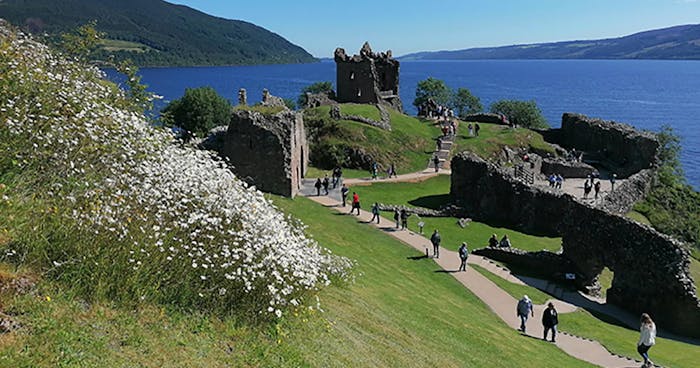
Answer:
472;248;572;277
550;113;659;177
562;207;699;338
450;152;700;338
219;109;308;197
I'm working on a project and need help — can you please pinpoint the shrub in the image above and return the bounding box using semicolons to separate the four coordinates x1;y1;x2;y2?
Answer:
413;77;451;108
0;25;350;318
490;99;548;129
452;87;482;118
162;86;232;140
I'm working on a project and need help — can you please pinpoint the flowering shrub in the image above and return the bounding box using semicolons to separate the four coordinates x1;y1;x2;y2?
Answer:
0;21;351;318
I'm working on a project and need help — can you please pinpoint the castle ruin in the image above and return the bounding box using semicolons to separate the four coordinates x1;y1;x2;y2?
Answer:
334;42;402;111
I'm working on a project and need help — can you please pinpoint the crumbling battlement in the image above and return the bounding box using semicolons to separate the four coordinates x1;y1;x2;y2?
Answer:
542;113;660;178
219;108;308;198
334;42;402;111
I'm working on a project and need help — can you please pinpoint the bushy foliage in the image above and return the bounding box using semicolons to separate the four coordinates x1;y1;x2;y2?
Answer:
634;125;699;251
162;87;232;140
452;87;483;118
489;99;548;129
297;81;334;108
413;77;452;108
0;25;350;318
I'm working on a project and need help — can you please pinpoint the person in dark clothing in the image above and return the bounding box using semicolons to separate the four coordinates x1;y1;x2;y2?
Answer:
340;184;349;207
542;302;558;342
322;176;330;195
393;209;400;229
436;136;443;150
388;163;397;178
400;209;410;230
474;123;481;137
516;295;534;333
458;242;469;271
430;229;441;258
332;167;342;188
433;155;440;172
488;234;499;248
583;180;592;199
370;203;381;224
314;178;322;196
594;180;601;199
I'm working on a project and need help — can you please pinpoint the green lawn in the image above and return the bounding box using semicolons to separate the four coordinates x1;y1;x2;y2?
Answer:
350;175;562;253
269;196;595;368
466;263;700;368
339;103;382;121
452;122;556;161
305;105;441;175
100;39;153;53
626;210;652;225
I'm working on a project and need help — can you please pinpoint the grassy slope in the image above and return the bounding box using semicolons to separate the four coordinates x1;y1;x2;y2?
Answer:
452;122;556;161
0;197;593;367
306;104;440;175
626;210;652;225
350;175;562;252
468;264;700;368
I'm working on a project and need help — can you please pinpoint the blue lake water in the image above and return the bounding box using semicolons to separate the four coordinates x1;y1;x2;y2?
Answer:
105;60;700;189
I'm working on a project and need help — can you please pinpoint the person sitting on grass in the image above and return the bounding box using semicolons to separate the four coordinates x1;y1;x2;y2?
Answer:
489;234;499;248
500;234;511;248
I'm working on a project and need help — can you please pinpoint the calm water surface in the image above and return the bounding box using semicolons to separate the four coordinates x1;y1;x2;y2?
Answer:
105;60;700;188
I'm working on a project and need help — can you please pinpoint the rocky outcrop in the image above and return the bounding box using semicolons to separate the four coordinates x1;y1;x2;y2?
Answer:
472;247;571;278
305;91;337;108
218;109;308;197
598;169;655;215
546;113;659;177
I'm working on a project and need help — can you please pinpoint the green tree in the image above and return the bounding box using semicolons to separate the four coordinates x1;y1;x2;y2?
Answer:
489;100;548;129
413;77;452;109
283;98;297;110
298;81;334;108
60;20;104;61
162;87;231;139
656;124;684;186
115;59;153;113
452;88;483;118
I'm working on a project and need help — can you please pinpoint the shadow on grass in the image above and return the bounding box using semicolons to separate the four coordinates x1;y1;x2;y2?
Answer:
434;269;459;274
407;255;429;261
408;194;450;210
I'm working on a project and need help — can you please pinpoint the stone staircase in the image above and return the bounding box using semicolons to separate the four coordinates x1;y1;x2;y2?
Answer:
429;133;455;170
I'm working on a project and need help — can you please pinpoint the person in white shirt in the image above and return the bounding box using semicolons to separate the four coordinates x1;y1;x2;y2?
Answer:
637;313;656;367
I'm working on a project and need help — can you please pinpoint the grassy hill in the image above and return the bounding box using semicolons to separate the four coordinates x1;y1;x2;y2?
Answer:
0;0;316;66
401;24;700;60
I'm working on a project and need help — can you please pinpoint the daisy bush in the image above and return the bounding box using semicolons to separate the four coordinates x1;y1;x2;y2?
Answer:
0;21;351;318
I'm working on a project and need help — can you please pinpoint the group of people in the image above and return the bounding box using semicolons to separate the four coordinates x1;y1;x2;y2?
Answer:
440;120;458;137
419;98;455;121
369;162;397;180
547;173;564;189
393;208;411;230
516;295;657;367
466;122;480;137
488;234;512;248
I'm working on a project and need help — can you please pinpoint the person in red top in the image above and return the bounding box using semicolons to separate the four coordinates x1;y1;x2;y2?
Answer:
350;192;360;215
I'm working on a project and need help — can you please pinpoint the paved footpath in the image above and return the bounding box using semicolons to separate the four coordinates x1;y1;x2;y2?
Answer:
306;193;647;368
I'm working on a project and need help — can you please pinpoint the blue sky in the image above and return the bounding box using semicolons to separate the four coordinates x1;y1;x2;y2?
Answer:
169;0;700;57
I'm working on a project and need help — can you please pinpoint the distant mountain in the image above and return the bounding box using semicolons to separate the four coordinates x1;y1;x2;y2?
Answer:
401;24;700;60
0;0;316;66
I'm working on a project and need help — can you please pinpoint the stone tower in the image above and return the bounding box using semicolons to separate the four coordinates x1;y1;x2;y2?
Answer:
334;42;402;111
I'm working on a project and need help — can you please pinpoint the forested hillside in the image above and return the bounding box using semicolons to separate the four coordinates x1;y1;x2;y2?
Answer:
0;0;317;66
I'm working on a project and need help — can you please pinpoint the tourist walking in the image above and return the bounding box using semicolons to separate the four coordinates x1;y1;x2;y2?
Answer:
430;229;441;258
555;174;563;189
433;155;440;172
400;209;410;230
474;123;480;137
583;180;592;199
370;202;381;224
314;178;322;196
594;180;601;199
458;242;469;271
350;192;361;215
516;295;534;333
610;173;617;192
542;302;558;342
393;209;400;229
637;313;656;367
371;162;379;180
322;175;330;195
388;163;397;178
436;136;443;150
468;123;474;136
340;184;349;207
332;166;342;188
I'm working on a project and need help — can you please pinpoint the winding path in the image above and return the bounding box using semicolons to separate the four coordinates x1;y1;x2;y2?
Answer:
301;168;654;367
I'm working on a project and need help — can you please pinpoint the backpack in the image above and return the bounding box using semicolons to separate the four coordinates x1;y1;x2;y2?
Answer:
517;299;530;315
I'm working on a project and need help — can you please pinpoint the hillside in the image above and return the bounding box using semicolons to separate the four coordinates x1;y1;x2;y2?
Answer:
401;24;700;60
0;0;316;66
